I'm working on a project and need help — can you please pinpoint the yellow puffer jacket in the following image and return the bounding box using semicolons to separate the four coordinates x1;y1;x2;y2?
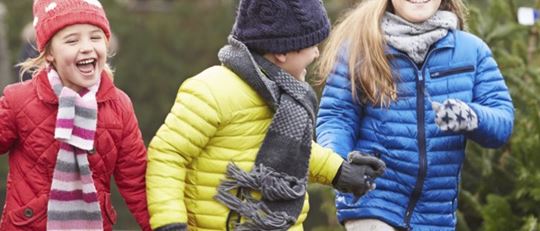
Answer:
146;65;344;231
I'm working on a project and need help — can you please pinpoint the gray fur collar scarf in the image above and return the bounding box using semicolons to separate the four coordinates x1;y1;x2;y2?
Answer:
215;36;318;230
382;11;458;64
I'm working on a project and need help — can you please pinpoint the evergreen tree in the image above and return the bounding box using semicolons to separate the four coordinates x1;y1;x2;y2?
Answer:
459;0;540;230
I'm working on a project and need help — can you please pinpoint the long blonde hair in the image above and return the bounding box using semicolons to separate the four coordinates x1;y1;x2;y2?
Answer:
17;42;114;81
317;0;468;106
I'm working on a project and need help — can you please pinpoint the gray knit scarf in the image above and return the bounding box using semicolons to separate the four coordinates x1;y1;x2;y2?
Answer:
382;11;458;64
215;36;318;231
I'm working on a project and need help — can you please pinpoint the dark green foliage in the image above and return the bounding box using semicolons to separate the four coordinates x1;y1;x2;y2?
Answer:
459;0;540;230
104;1;235;143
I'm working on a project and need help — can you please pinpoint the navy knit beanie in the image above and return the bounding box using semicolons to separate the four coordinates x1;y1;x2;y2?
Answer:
232;0;330;54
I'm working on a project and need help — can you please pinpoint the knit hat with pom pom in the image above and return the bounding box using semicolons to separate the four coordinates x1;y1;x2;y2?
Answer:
32;0;110;52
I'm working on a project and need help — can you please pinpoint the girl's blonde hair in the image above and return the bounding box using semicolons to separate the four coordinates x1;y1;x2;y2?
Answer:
317;0;468;106
17;42;114;81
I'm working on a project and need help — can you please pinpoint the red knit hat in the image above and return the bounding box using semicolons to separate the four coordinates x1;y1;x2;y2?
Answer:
33;0;111;52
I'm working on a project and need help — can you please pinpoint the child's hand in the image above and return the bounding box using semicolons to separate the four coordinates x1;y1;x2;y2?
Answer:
332;151;386;199
432;99;478;132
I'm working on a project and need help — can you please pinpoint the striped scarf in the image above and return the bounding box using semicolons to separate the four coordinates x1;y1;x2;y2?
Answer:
46;69;103;231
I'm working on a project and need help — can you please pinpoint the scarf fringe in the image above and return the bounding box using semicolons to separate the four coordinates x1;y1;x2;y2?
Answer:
223;163;306;200
215;163;306;230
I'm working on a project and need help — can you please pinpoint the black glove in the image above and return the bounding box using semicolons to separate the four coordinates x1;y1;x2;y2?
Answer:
155;223;187;231
332;151;386;198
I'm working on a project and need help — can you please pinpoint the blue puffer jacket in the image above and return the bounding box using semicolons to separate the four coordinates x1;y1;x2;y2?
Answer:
316;30;514;231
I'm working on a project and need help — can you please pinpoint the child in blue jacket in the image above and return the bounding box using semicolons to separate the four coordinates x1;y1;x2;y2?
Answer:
316;0;514;230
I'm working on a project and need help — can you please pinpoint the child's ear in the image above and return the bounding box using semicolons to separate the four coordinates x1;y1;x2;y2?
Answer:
45;53;54;63
45;49;54;63
274;53;287;63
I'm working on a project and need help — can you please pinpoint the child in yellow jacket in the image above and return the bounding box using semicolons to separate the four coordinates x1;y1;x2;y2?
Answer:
146;0;386;230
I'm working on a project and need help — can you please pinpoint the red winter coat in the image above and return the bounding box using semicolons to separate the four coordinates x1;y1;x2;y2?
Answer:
0;70;151;231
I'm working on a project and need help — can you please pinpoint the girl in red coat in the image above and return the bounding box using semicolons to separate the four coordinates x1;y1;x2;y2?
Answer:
0;0;150;230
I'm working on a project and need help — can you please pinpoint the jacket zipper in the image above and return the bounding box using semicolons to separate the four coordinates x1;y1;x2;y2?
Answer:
404;69;427;230
430;65;474;78
392;46;446;230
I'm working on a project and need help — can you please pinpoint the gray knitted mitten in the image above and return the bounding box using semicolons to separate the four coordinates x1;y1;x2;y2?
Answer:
432;99;478;132
333;151;386;198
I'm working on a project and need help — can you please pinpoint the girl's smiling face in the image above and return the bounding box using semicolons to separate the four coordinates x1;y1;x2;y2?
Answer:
46;24;107;92
391;0;442;23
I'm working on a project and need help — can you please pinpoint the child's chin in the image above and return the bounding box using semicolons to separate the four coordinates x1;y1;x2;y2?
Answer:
80;79;99;88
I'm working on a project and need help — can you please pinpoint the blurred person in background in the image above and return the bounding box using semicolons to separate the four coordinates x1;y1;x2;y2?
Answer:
15;22;38;81
0;2;12;90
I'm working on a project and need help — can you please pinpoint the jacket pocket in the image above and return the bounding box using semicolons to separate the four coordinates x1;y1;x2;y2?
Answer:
8;194;47;227
430;65;475;79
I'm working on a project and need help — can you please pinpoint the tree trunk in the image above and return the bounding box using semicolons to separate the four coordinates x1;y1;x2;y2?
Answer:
0;2;12;91
529;0;540;64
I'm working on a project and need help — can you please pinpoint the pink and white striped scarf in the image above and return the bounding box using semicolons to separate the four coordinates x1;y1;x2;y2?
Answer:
47;68;103;231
